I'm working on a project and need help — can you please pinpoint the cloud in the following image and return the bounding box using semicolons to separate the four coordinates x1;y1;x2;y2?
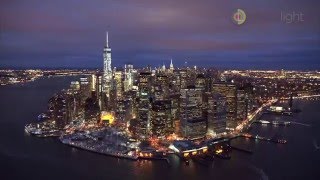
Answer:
0;0;319;69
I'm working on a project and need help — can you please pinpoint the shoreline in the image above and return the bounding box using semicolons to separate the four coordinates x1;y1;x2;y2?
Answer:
60;140;139;160
24;99;285;162
60;140;171;163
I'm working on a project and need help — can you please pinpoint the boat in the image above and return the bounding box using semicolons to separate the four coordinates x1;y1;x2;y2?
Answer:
38;113;50;121
259;120;270;124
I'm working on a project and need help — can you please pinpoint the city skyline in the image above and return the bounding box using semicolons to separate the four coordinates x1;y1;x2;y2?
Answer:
1;1;320;179
1;0;320;70
0;0;320;180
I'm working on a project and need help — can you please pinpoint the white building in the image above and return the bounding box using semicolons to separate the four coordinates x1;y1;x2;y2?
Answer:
103;32;112;97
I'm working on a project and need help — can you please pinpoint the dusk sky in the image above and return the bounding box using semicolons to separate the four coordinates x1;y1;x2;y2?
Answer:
1;0;319;69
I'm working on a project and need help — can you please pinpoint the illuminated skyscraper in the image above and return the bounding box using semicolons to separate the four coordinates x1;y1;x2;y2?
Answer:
79;77;90;102
243;83;254;114
95;73;106;110
236;89;246;121
103;32;112;96
114;71;123;100
124;64;134;92
161;63;166;72
206;93;227;135
180;86;206;139
169;59;174;73
48;94;68;129
151;100;172;136
90;74;96;92
137;72;152;138
179;70;188;89
211;83;237;129
154;74;169;100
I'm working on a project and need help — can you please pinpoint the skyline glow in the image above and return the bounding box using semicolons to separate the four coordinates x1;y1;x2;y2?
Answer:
1;0;320;69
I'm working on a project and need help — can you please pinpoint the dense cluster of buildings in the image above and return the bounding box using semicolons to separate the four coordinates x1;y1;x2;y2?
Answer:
30;33;320;141
43;33;259;141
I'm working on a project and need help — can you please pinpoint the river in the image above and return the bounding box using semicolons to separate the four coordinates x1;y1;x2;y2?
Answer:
0;76;319;180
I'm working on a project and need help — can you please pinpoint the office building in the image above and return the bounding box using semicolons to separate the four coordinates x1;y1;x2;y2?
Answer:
137;72;153;138
151;100;173;136
206;93;227;135
180;86;206;139
211;83;237;129
103;32;112;98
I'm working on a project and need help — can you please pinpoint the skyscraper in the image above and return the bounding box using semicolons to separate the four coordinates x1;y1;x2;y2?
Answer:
114;71;123;100
236;88;247;121
154;74;169;100
48;94;68;129
137;72;153;138
79;77;90;103
103;32;112;97
206;93;227;135
211;83;237;129
180;86;206;139
169;59;174;73
151;100;173;136
124;64;134;92
90;74;96;92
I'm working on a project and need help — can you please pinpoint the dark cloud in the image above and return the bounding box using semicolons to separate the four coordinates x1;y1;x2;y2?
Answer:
0;0;319;69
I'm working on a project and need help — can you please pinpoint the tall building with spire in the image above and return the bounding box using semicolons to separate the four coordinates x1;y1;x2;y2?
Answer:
169;59;174;73
162;62;166;72
103;32;112;97
170;59;174;69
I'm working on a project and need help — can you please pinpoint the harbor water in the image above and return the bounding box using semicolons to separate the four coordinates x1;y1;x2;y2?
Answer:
0;76;319;180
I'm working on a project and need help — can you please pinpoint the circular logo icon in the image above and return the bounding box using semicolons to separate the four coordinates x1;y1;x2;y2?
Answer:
232;9;246;25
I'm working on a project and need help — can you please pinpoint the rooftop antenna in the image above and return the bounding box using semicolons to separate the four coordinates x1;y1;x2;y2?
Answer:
106;31;109;47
